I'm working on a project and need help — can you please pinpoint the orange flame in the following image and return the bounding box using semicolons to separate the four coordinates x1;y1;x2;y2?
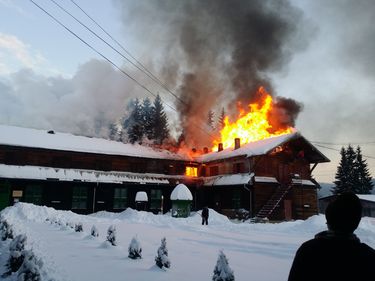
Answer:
213;87;293;150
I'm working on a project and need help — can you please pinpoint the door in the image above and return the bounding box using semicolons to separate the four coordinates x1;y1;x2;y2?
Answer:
0;181;10;210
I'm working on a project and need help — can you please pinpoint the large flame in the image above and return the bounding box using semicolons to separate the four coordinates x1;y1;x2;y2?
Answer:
213;87;293;150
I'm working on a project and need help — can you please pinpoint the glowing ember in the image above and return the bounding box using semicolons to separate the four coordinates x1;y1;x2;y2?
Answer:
213;87;293;150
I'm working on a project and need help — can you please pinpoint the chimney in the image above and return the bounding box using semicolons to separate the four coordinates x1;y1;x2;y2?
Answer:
234;138;241;150
218;143;223;152
203;147;208;154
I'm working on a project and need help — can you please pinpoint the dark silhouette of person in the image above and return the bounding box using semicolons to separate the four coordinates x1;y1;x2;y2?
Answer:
201;206;209;225
288;192;375;281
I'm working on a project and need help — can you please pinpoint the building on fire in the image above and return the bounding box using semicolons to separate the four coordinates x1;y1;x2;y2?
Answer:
0;125;329;221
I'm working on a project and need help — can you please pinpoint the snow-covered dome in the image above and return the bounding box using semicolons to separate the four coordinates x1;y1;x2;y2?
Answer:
135;191;148;202
170;184;193;201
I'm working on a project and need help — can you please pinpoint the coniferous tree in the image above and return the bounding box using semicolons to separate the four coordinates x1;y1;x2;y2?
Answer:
17;250;43;281
108;123;120;141
106;225;117;246
332;147;349;195
0;219;14;241
74;222;83;232
218;107;226;131
127;98;144;144
4;234;27;275
212;250;235;281
354;146;373;194
151;94;169;145
155;237;170;269
207;110;215;130
128;236;142;259
91;225;99;237
141;97;153;140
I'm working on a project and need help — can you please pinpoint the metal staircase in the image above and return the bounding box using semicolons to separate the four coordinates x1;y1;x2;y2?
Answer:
252;184;292;222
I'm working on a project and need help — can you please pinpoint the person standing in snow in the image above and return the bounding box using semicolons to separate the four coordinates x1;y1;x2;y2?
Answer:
201;206;209;225
288;191;375;281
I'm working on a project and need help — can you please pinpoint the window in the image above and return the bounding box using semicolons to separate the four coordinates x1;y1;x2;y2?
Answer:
24;185;42;205
113;188;127;209
72;186;88;209
209;166;219;176
232;190;241;209
185;166;198;177
150;189;162;209
233;162;245;174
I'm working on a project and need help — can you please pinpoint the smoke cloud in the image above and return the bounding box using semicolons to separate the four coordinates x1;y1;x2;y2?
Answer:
0;59;141;137
116;0;309;147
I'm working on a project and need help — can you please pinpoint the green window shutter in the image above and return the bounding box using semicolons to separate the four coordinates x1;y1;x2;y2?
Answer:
72;186;88;209
113;188;127;209
150;189;162;209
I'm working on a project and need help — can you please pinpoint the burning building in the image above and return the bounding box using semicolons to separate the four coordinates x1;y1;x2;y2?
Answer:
0;88;329;221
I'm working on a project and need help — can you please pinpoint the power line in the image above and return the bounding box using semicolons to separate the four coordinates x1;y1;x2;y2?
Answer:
52;0;188;109
29;0;215;139
311;141;375;146
314;144;375;160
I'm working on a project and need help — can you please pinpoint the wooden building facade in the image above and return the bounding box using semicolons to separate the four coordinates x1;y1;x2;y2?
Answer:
0;125;329;221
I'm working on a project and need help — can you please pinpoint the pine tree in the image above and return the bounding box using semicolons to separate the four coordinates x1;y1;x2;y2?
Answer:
212;250;235;281
332;147;349;194
141;97;153;140
5;234;27;275
218;107;226;131
155;237;170;269
106;225;117;246
74;222;83;232
91;225;99;237
151;94;169;145
125;98;144;144
128;236;142;259
354;146;373;194
207;110;215;130
0;219;14;241
108;123;119;141
17;250;43;281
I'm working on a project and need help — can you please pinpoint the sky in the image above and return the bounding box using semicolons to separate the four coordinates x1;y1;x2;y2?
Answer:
1;202;375;281
0;0;375;183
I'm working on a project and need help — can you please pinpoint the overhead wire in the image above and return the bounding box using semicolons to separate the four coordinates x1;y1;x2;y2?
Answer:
29;0;216;139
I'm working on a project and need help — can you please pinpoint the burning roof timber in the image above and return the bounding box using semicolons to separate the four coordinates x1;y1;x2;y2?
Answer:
0;125;329;165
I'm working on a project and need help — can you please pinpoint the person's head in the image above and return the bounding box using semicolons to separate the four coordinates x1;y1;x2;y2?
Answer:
325;192;362;233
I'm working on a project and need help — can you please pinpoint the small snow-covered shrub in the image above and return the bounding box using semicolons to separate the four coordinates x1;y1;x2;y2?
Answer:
212;250;235;281
0;219;14;241
75;222;83;232
155;237;170;269
17;250;43;281
106;225;117;246
91;225;99;237
128;236;142;259
4;234;27;275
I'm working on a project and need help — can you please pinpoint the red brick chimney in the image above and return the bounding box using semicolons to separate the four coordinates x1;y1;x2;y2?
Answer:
218;143;223;152
234;138;241;149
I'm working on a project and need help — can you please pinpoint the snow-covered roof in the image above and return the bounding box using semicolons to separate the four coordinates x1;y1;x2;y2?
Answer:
170;184;193;201
291;179;317;186
135;191;148;202
254;176;279;184
0;125;188;161
0;164;171;184
357;195;375;203
194;131;300;162
203;174;252;186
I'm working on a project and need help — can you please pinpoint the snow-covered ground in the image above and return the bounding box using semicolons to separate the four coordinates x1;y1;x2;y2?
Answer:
1;203;375;281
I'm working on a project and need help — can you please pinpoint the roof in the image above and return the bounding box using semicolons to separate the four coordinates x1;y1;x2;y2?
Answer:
194;131;330;163
0;164;171;184
203;174;252;186
0;125;188;161
319;194;375;203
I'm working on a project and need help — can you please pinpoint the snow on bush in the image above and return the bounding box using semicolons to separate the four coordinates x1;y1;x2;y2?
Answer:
128;236;142;259
155;237;170;269
91;225;99;237
106;225;117;246
0;218;14;241
17;250;43;281
3;234;27;276
75;222;83;232
212;250;235;281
